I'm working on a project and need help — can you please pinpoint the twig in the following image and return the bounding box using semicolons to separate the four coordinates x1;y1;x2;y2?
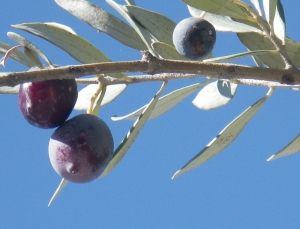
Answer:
1;52;300;87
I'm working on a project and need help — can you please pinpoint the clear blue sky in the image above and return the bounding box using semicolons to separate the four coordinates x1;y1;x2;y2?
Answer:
1;1;300;228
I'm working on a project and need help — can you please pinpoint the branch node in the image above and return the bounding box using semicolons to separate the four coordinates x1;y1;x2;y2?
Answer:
67;66;81;75
141;50;155;62
281;74;295;85
141;50;160;75
226;66;239;78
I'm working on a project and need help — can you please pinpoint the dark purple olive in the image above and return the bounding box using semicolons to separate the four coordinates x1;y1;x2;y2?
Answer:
173;17;216;60
18;67;78;129
49;114;114;183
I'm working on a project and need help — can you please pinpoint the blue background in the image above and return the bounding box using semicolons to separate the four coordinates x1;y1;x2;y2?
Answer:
1;1;300;228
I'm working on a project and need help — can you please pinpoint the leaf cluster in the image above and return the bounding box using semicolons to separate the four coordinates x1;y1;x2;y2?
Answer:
1;0;300;205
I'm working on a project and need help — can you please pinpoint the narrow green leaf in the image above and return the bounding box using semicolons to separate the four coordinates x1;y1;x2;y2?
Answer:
192;81;238;110
151;42;188;60
74;83;127;110
203;50;276;63
106;0;157;56
188;6;262;33
267;134;300;161
172;89;273;179
262;0;277;24
54;0;146;50
7;32;52;68
112;82;204;121
48;178;68;206
251;53;265;67
273;0;285;44
0;42;35;67
23;48;43;69
250;0;263;16
13;22;125;78
247;48;266;67
182;0;251;19
125;0;135;5
238;33;300;68
126;5;176;46
151;41;213;60
100;81;167;177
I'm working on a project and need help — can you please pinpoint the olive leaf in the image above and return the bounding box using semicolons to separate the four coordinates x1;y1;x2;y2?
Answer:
250;48;265;67
100;81;167;177
272;0;285;44
238;33;300;68
151;42;188;60
250;0;263;16
204;50;276;63
187;6;262;33
267;134;300;161
262;0;278;25
126;5;176;46
125;0;135;5
48;178;68;207
13;22;125;79
0;41;35;67
172;89;273;179
192;80;238;110
74;83;127;110
182;0;251;20
151;42;215;60
112;82;205;121
54;0;146;50
107;0;157;56
7;32;52;68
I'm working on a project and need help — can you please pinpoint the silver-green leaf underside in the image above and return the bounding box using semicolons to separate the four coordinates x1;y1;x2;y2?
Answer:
126;5;176;46
172;89;273;179
74;83;127;110
187;6;262;33
112;82;204;121
272;0;285;44
250;0;263;16
267;134;300;161
262;0;277;25
54;0;146;50
182;0;251;20
100;82;167;177
48;178;68;207
192;80;238;110
0;42;35;67
13;22;125;78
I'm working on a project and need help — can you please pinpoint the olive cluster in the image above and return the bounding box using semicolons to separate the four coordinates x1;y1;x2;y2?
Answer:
18;67;114;183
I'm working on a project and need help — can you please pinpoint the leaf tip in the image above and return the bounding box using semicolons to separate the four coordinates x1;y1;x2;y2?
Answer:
266;155;275;162
171;170;181;179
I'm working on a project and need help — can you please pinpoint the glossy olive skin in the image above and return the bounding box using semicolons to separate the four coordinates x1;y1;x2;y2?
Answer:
18;77;78;129
172;17;216;60
49;114;114;183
